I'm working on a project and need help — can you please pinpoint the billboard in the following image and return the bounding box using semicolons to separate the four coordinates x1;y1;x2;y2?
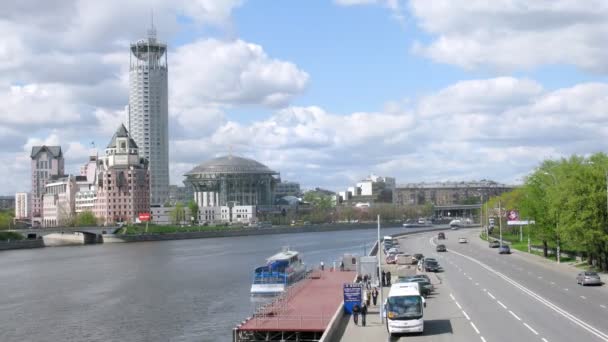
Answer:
507;210;519;222
138;212;151;222
343;283;362;314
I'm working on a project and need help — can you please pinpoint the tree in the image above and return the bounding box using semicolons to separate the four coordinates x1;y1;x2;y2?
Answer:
75;211;97;227
188;200;199;224
0;210;13;230
170;202;185;225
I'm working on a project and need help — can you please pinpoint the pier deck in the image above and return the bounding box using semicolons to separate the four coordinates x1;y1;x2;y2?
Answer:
233;270;355;342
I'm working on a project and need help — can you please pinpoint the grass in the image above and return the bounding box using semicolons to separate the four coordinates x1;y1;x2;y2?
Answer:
116;224;247;235
0;231;24;241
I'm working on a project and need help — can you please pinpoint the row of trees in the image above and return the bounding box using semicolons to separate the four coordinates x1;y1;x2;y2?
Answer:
485;153;608;271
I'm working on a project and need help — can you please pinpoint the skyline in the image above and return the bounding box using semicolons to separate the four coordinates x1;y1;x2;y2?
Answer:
2;1;608;195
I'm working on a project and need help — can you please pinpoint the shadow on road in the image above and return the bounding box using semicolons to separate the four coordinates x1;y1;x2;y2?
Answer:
388;319;453;341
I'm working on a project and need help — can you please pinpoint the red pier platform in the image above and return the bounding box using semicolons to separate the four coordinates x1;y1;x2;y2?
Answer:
233;270;355;342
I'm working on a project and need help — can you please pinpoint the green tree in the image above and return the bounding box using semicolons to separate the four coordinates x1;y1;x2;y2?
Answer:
0;210;13;230
188;200;199;224
75;211;97;227
170;202;185;225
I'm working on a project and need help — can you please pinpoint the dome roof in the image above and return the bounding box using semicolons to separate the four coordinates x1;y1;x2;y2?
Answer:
185;155;277;175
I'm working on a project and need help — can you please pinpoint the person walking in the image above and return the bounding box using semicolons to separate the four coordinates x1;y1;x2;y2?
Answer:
361;303;368;326
320;261;324;271
372;287;378;306
386;271;392;286
352;304;360;325
340;261;345;271
362;289;368;308
381;270;386;287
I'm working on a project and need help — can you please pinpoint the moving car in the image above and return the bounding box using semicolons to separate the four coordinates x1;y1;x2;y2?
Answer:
576;271;602;286
449;219;463;229
436;244;447;252
498;245;511;254
438;232;445;240
458;237;468;243
489;240;500;248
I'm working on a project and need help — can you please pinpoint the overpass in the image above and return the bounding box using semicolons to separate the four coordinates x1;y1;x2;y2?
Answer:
433;204;481;221
8;226;119;244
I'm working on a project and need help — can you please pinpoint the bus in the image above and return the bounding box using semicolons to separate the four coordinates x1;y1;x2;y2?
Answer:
385;284;425;336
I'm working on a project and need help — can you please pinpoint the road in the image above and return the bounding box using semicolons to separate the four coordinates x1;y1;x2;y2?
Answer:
344;228;608;342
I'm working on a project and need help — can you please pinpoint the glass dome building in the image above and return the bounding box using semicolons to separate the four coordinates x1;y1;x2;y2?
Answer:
184;155;280;207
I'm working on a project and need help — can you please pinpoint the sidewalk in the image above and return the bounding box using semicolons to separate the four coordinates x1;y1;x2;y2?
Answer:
340;285;389;341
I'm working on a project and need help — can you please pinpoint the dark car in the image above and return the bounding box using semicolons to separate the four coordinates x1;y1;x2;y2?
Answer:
424;260;440;272
498;245;511;254
438;232;446;240
436;244;447;252
489;240;500;248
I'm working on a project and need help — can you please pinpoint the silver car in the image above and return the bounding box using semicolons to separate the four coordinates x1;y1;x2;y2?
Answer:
576;271;602;286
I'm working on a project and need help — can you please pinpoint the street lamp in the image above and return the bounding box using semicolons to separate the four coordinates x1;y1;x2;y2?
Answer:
543;171;560;263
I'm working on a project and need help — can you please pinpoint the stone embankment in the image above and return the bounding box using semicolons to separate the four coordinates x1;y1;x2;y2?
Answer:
0;239;44;251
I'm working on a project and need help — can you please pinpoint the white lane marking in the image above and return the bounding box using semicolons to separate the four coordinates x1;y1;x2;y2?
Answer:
542;338;549;342
538;276;543;279
509;310;522;321
564;288;569;291
468;276;473;280
450;293;455;300
524;322;539;335
462;310;471;320
550;282;555;285
601;305;607;309
470;321;480;334
580;296;587;300
481;337;487;342
487;292;496;300
497;300;508;309
455;301;462;309
446;248;608;341
483;288;487;292
475;282;479;286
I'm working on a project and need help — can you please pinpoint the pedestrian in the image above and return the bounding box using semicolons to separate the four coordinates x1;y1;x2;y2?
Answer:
356;274;362;283
352;304;360;325
366;289;371;306
372;287;378;306
363;289;368;308
386;271;392;286
361;303;368;326
320;261;324;271
363;274;368;283
340;261;345;271
381;270;386;287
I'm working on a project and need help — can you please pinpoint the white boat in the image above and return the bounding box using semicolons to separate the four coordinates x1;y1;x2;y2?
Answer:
250;247;307;296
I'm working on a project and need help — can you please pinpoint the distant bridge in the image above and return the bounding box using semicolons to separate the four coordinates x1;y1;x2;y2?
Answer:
433;204;482;220
8;227;118;242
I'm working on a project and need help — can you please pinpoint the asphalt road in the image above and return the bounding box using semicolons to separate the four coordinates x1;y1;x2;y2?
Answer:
388;228;608;342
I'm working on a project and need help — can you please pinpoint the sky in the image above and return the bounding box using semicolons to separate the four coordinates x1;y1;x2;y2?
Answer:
2;0;608;194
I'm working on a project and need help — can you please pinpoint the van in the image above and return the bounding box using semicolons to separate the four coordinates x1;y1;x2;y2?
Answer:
385;284;425;336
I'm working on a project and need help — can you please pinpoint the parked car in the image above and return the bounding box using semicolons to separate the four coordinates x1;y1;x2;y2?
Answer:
423;259;440;272
388;247;399;254
438;232;446;240
436;244;447;252
498;245;511;254
450;219;463;228
386;255;398;264
489;240;500;248
576;271;602;286
458;237;468;243
413;253;424;262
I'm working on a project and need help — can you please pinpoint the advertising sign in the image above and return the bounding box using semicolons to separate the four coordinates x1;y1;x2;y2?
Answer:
507;210;519;222
138;212;151;222
343;283;363;314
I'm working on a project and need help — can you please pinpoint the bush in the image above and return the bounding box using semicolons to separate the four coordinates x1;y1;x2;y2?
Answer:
0;231;24;241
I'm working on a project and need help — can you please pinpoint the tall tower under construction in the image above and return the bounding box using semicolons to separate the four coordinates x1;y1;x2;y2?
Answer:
126;20;169;206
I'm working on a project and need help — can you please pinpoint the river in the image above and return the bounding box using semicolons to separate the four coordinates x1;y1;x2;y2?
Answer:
0;225;424;342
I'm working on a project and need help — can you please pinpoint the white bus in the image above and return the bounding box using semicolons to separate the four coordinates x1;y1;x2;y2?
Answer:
385;284;425;336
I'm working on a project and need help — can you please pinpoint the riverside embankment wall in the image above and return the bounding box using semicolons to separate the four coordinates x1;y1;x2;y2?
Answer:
0;239;44;251
109;223;383;243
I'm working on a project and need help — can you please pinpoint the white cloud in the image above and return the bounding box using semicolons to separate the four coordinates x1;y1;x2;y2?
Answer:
334;0;406;22
171;39;309;109
409;0;608;71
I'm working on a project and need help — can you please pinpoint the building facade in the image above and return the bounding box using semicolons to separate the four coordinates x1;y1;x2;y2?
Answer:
395;180;515;206
0;195;15;210
14;192;30;219
42;175;77;227
94;125;150;225
30;146;64;221
126;23;169;206
75;156;99;214
184;155;280;224
275;181;301;198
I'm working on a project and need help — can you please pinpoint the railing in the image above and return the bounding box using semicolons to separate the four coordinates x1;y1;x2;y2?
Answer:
253;269;319;320
252;313;329;329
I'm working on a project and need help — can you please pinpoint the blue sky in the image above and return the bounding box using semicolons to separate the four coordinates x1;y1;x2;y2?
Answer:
1;0;608;194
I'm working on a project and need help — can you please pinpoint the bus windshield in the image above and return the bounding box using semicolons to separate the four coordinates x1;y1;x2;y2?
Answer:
387;295;423;320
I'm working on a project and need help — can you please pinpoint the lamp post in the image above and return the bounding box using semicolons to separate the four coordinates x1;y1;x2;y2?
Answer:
377;214;384;323
543;171;560;263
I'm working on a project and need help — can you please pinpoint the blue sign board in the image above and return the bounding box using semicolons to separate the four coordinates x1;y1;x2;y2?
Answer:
343;283;363;314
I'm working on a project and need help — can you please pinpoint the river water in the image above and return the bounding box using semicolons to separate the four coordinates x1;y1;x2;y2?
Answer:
0;225;422;342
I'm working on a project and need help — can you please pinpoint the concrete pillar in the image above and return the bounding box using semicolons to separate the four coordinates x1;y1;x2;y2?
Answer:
202;192;208;207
